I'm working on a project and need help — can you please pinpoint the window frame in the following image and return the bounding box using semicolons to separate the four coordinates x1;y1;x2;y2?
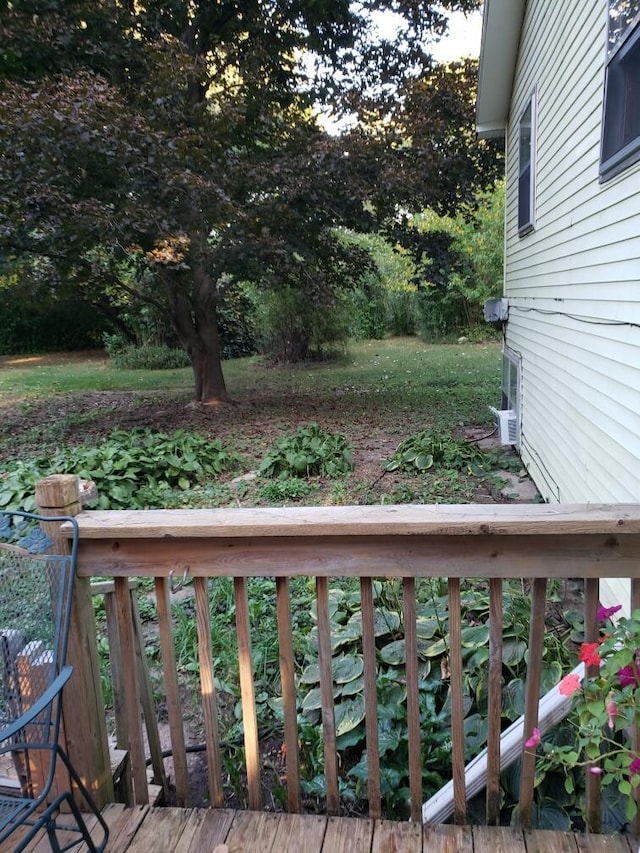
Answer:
517;91;536;237
600;4;640;181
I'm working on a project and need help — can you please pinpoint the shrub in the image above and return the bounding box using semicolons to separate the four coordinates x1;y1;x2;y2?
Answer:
254;286;349;363
109;344;189;370
385;430;485;474
259;423;353;479
0;428;239;510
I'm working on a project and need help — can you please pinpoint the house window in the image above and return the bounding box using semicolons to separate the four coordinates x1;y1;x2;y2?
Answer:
601;2;640;180
518;94;535;236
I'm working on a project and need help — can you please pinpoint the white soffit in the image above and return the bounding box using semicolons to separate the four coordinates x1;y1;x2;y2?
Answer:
476;0;526;138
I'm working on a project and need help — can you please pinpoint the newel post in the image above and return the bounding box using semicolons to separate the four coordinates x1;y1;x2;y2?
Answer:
36;474;114;807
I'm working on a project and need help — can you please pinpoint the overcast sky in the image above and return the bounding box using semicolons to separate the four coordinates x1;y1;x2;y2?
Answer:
430;9;483;62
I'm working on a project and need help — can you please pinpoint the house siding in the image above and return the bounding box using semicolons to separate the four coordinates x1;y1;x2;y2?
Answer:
503;0;640;612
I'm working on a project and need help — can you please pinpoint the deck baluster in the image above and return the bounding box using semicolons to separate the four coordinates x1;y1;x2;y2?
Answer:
519;577;547;828
403;577;422;821
316;576;339;815
276;577;301;813
234;577;262;810
448;578;466;825
486;577;503;825
360;577;381;819
585;577;601;832
195;576;225;808
154;576;190;807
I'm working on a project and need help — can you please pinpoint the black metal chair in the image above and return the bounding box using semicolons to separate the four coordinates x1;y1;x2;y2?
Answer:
0;510;108;852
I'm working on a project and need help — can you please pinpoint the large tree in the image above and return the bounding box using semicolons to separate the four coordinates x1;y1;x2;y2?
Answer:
0;0;498;403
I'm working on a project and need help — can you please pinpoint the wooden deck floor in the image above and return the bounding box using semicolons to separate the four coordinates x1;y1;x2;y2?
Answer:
3;804;638;852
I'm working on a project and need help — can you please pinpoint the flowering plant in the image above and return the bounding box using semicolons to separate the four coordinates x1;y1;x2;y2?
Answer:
533;606;640;824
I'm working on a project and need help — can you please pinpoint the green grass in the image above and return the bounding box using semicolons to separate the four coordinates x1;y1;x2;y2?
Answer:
0;338;507;507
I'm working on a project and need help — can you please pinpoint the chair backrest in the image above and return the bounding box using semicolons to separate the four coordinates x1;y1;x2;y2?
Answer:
0;511;78;756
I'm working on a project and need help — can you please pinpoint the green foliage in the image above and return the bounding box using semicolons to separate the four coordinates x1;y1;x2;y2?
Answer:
293;578;570;816
0;428;238;511
259;423;353;479
217;281;258;360
386;291;419;337
534;607;640;830
0;269;106;355
410;181;505;339
385;430;485;474
109;344;189;370
257;478;318;503
253;285;350;364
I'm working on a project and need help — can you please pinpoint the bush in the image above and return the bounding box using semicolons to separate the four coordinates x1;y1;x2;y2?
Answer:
217;280;258;359
386;290;418;336
348;283;387;341
0;428;239;511
259;423;353;479
254;286;349;363
108;344;189;370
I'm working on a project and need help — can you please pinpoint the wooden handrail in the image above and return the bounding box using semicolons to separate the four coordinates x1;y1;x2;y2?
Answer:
58;502;640;830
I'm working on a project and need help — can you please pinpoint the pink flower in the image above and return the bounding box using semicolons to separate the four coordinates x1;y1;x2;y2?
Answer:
589;767;604;775
597;604;622;622
558;673;581;696
618;663;640;687
525;727;541;749
606;693;617;730
579;642;602;667
630;758;640;777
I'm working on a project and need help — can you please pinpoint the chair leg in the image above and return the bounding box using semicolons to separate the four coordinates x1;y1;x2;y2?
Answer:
56;747;109;852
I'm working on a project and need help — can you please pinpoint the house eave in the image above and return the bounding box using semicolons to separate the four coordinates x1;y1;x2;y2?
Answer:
476;0;526;138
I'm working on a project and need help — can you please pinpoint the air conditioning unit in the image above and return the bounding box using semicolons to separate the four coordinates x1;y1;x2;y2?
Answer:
490;406;518;445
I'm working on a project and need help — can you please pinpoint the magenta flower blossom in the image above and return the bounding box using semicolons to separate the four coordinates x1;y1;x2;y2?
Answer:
630;758;640;777
618;663;640;687
525;727;541;749
597;604;622;622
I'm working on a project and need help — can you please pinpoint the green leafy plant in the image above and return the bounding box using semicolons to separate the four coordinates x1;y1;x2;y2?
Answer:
0;428;239;511
532;606;640;826
257;478;318;503
385;429;485;474
259;423;353;480
109;344;189;371
292;579;569;817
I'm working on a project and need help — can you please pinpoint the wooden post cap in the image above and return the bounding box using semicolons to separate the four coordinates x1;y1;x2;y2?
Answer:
35;475;81;510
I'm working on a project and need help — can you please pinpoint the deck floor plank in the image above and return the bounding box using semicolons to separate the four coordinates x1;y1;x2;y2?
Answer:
575;835;638;852
371;817;422;852
423;823;474;852
270;812;328;852
105;803;150;853
524;829;579;852
321;815;373;852
173;807;236;852
124;806;191;853
472;825;527;853
224;810;282;853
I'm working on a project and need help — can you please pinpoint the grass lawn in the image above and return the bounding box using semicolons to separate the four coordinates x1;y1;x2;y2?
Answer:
0;337;514;507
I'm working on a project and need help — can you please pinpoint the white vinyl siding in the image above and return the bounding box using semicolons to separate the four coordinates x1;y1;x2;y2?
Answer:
502;0;640;612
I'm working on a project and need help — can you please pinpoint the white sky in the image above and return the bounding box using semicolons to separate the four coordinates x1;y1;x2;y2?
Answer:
372;7;483;62
430;9;483;62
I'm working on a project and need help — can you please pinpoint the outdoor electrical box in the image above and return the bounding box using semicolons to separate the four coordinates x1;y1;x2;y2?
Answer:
483;298;509;323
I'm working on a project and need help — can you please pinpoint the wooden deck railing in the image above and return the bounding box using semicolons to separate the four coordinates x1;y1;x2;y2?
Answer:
38;476;640;834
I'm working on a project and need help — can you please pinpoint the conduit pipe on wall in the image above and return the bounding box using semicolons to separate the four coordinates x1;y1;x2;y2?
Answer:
422;662;585;824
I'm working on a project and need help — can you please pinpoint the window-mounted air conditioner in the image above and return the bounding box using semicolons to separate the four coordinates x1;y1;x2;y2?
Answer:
490;406;518;445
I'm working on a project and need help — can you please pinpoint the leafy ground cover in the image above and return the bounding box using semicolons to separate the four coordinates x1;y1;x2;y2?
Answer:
0;338;517;508
5;338;602;829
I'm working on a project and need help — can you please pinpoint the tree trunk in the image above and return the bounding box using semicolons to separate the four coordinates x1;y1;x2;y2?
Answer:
163;263;229;404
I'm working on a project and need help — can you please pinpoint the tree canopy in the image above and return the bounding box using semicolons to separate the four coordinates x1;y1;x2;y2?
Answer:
0;0;500;402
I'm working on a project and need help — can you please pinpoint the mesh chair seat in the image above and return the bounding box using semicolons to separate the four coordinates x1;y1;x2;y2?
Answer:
0;794;31;832
0;511;108;853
